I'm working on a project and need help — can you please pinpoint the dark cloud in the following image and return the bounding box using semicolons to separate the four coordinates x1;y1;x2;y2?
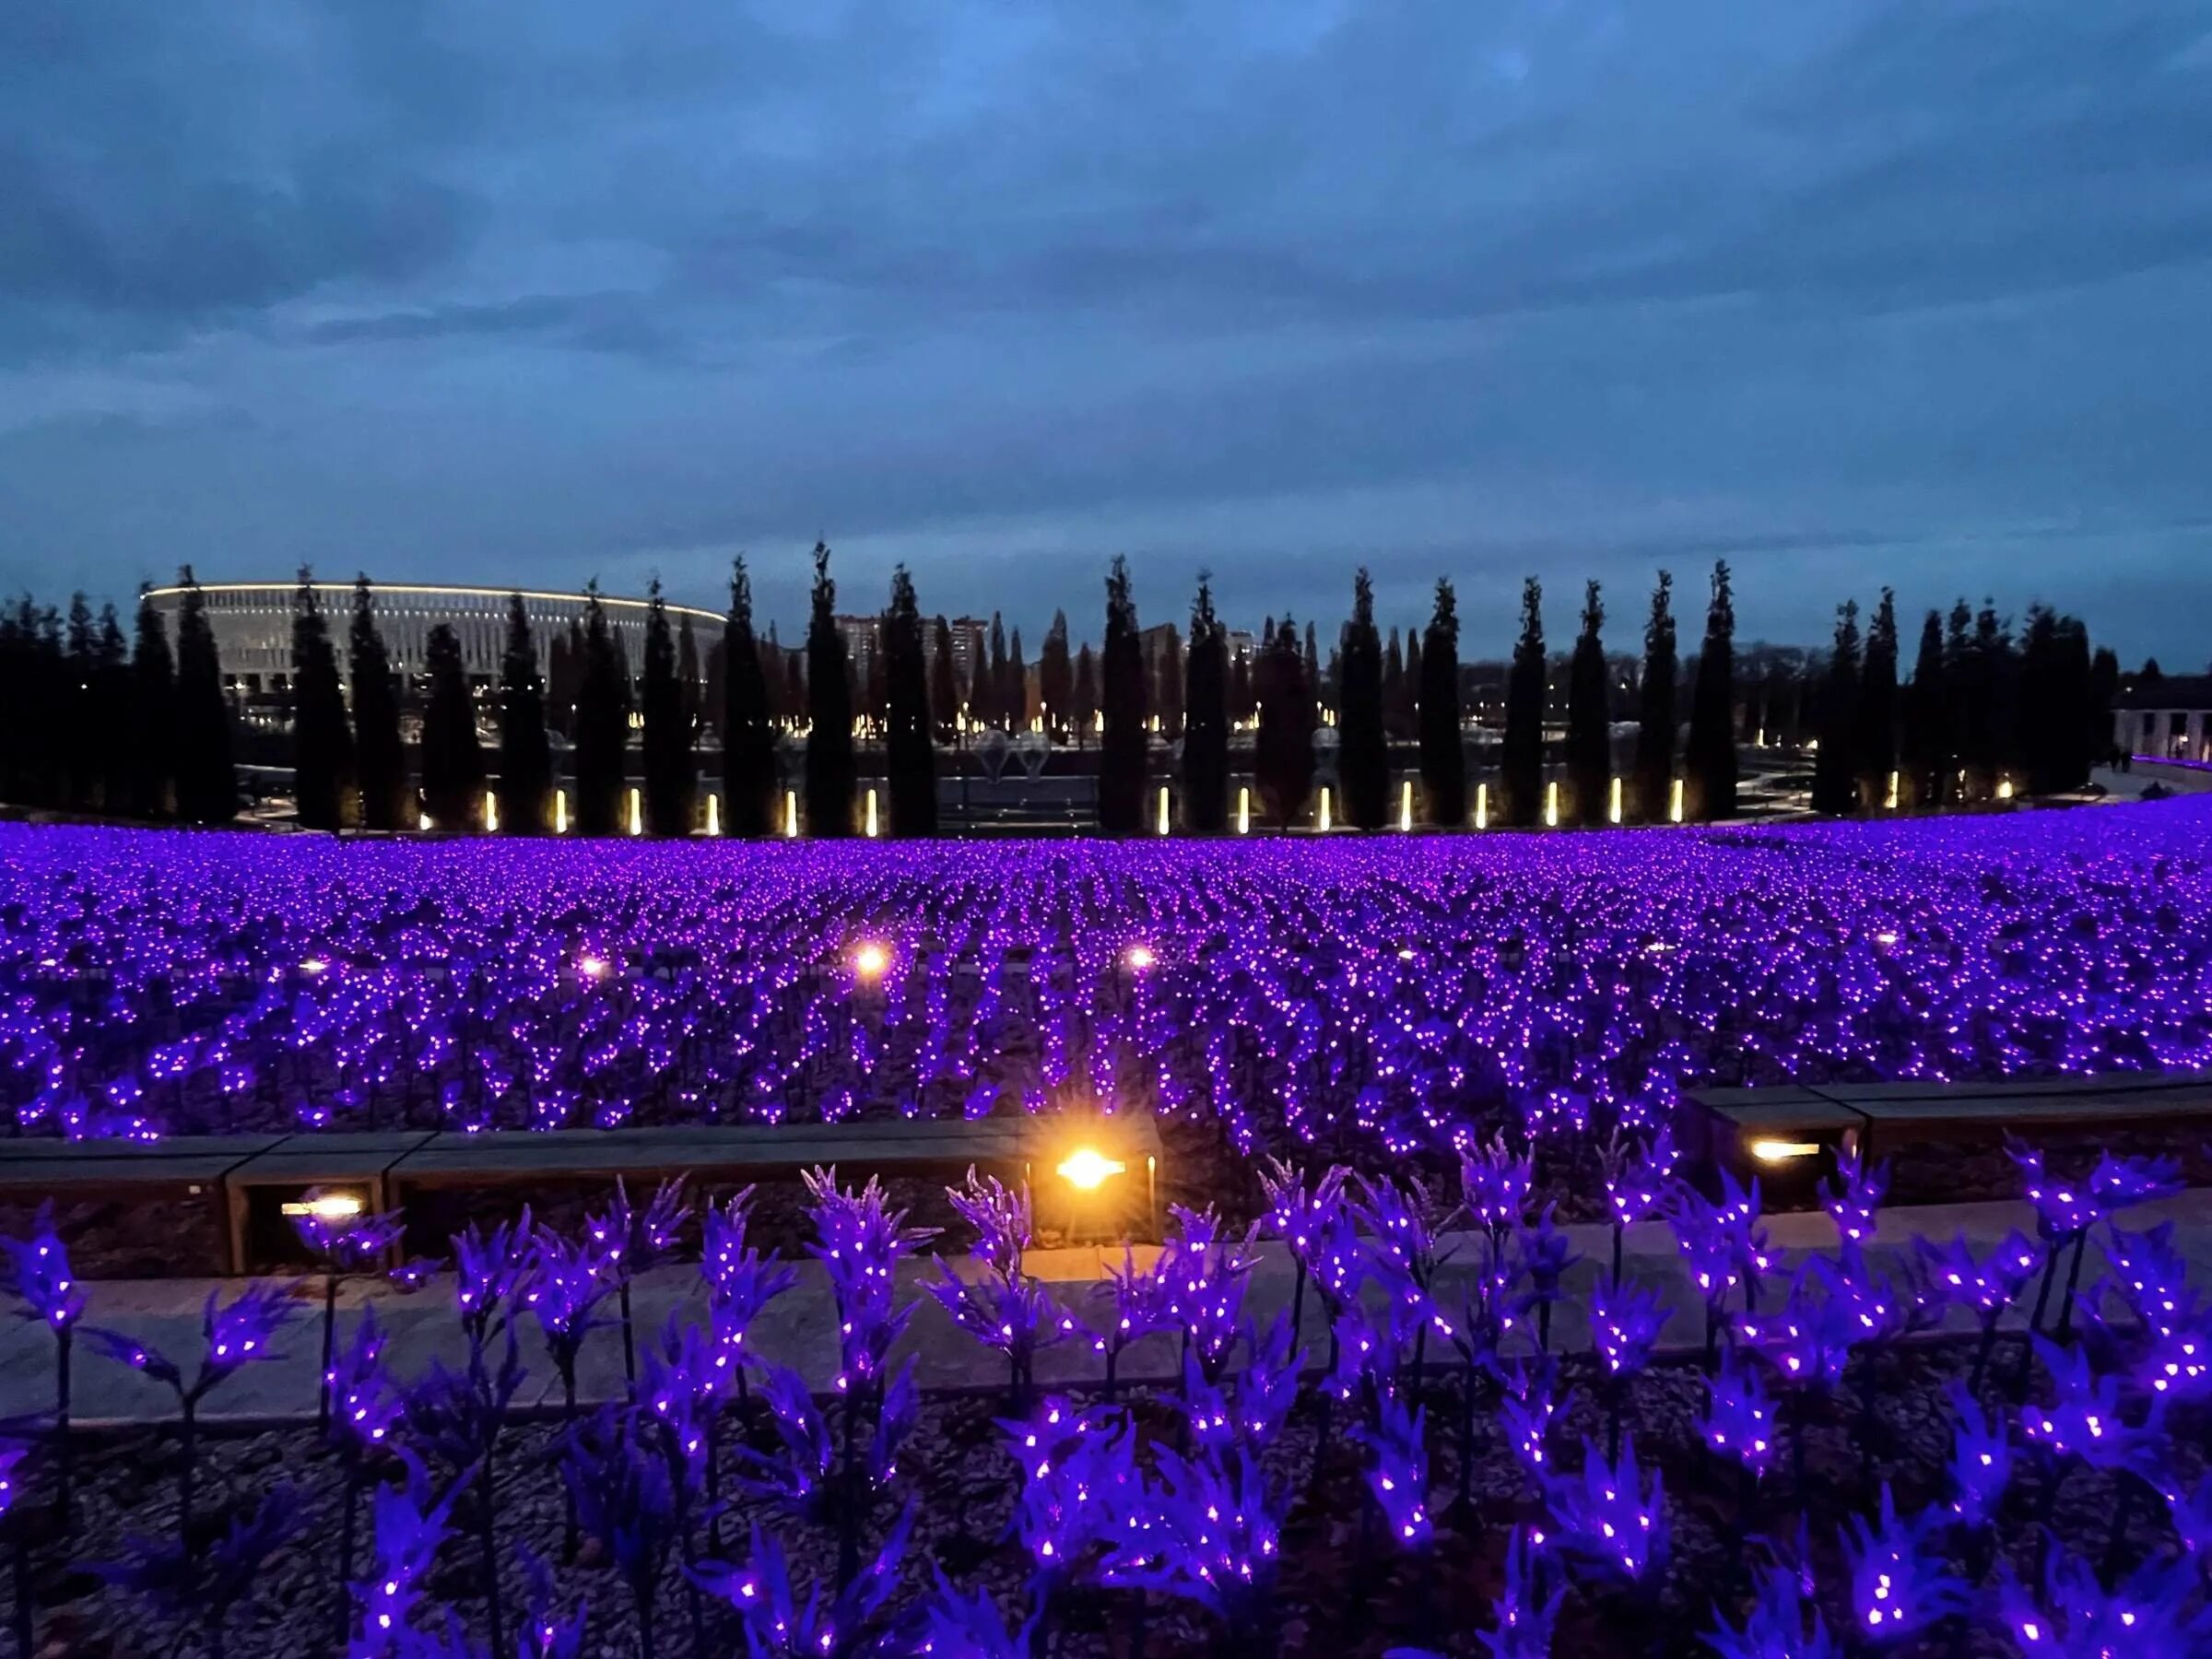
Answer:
2;0;2209;663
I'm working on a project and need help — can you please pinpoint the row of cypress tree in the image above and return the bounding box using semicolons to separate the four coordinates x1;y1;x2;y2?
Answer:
0;553;2122;837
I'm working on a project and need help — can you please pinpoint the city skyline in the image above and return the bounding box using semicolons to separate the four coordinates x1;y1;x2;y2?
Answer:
5;4;2211;662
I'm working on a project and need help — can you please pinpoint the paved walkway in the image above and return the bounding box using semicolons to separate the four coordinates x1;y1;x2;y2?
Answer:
7;1194;2206;1426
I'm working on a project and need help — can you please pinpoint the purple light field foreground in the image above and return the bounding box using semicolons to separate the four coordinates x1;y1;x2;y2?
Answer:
3;800;2210;1159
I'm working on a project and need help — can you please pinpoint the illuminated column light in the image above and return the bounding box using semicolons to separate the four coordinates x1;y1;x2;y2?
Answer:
1399;779;1414;831
1669;777;1685;824
1607;776;1622;825
628;787;642;836
418;808;432;832
1886;770;1900;810
865;788;879;838
1544;780;1559;828
555;789;569;834
1996;775;2015;800
1238;786;1251;834
1094;711;1104;734
705;794;721;836
1157;785;1171;836
1475;782;1488;830
1318;787;1332;832
783;790;799;838
483;790;498;833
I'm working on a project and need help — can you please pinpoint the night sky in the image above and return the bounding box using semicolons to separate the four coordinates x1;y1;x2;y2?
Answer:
4;2;2210;663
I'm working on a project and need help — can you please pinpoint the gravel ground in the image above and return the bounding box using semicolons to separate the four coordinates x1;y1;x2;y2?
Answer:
15;1335;2194;1659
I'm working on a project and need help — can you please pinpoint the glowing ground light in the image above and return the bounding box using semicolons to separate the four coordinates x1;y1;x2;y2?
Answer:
1545;781;1559;828
1126;944;1156;971
1319;788;1333;832
1056;1148;1126;1190
1750;1139;1821;1163
300;958;328;975
578;956;609;979
1475;781;1488;829
853;942;889;979
281;1193;363;1221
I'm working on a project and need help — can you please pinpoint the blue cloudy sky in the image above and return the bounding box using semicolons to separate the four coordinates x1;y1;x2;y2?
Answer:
3;1;2210;662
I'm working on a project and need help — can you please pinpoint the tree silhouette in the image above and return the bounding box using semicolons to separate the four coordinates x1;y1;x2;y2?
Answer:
1811;601;1862;815
804;543;856;836
1182;576;1230;832
883;566;936;836
982;613;1007;731
1004;627;1029;731
1039;612;1072;740
1900;610;1947;809
1072;643;1098;747
1151;622;1183;741
497;594;551;834
1381;629;1409;741
172;566;236;826
349;578;407;832
1336;569;1387;830
1686;560;1737;820
1502;578;1547;828
61;594;100;811
291;571;353;831
1417;581;1465;826
1566;580;1609;827
641;580;697;837
1632;571;1677;822
1255;613;1314;828
420;623;483;830
722;559;778;837
1853;589;1899;809
90;602;130;815
129;585;175;819
572;581;632;835
1098;557;1148;832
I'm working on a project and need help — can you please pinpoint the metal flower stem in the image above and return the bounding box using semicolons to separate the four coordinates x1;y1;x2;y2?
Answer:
618;1280;638;1398
317;1266;340;1435
2101;1471;2141;1586
2053;1231;2091;1343
2026;1238;2065;1338
1289;1255;1308;1347
10;1530;31;1659
53;1329;72;1534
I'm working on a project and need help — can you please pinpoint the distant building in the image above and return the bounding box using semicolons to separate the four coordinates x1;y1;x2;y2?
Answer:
144;580;719;695
2114;673;2212;762
940;617;989;688
833;615;881;683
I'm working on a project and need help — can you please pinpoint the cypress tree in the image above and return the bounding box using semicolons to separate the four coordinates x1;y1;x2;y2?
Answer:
803;542;856;836
677;613;701;747
1971;600;2018;797
1853;588;1899;808
1229;641;1253;729
1685;560;1737;820
1940;599;1974;804
1152;623;1184;740
1336;568;1387;829
290;571;353;831
1381;629;1408;741
2087;644;2120;774
350;578;407;831
782;635;806;728
572;580;632;835
547;618;582;739
419;624;483;830
1811;601;1862;815
983;614;1008;730
497;594;551;834
641;579;696;836
1404;629;1425;739
93;603;130;815
1006;627;1029;731
1632;571;1677;821
1072;644;1098;747
1900;611;1947;809
883;566;935;835
1302;621;1320;716
1255;612;1314;828
129;585;175;819
1502;578;1547;827
62;594;100;810
1566;580;1610;827
1039;612;1073;740
1418;581;1465;826
723;558;778;837
1097;556;1147;832
171;567;236;826
1182;575;1230;832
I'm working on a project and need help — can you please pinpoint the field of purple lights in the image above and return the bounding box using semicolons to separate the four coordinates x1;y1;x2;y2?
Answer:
4;803;2212;1162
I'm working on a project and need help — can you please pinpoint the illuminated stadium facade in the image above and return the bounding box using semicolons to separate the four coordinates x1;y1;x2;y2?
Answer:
143;581;723;694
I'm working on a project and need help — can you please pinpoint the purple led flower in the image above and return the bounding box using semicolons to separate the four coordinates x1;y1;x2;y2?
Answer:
1941;1383;2013;1530
1701;1347;1778;1476
1737;1260;1854;1395
1998;1550;2212;1656
1499;1361;1570;1479
1509;1204;1581;1353
1000;1396;1132;1585
2020;1336;2166;1478
451;1206;533;1351
1912;1230;2041;1318
1591;1276;1673;1380
1479;1526;1567;1659
915;1574;1040;1658
1599;1124;1678;1232
1542;1434;1667;1584
700;1508;913;1659
326;1303;402;1459
1703;1564;1843;1659
737;1363;836;1521
1157;1203;1256;1383
1088;1242;1171;1402
2;1202;85;1332
1355;1391;1433;1547
699;1193;797;1382
289;1191;406;1269
1841;1484;1970;1644
1098;1444;1288;1643
354;1453;460;1655
2097;1220;2202;1339
1459;1134;1535;1250
1818;1147;1888;1246
929;1171;1072;1412
802;1166;939;1396
523;1225;609;1381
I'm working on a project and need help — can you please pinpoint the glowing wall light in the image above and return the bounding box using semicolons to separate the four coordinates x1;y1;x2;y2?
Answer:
484;790;499;833
853;942;889;980
783;790;799;839
1996;775;2015;801
1749;1139;1821;1164
705;794;720;836
1669;777;1685;824
1238;786;1251;835
1608;776;1622;825
1318;787;1333;832
1886;770;1900;810
1475;782;1488;830
628;787;643;836
418;809;431;832
865;788;880;838
1056;1147;1126;1191
1157;785;1171;836
279;1192;364;1222
555;789;569;834
1400;780;1414;831
1544;780;1559;828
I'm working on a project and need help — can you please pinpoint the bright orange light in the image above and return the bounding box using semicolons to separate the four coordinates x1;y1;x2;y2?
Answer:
1749;1139;1820;1163
853;943;889;979
281;1193;363;1221
578;956;608;979
300;958;328;975
1126;945;1156;971
1057;1148;1126;1191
